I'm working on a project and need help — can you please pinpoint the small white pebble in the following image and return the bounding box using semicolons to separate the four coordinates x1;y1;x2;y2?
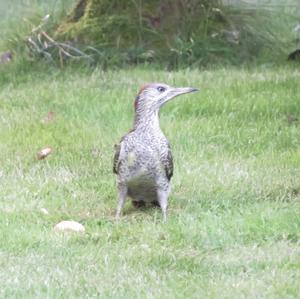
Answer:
40;208;49;215
54;220;85;233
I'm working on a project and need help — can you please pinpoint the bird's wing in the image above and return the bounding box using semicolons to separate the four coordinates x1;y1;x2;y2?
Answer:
113;130;135;174
163;143;173;181
113;143;121;174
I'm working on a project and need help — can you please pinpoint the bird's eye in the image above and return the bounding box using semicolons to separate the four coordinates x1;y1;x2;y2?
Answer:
157;86;166;93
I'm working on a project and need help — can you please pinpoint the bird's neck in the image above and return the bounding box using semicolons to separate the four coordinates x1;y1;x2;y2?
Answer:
133;109;161;133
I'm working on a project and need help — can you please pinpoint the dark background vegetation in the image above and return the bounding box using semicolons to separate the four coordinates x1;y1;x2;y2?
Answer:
1;0;300;69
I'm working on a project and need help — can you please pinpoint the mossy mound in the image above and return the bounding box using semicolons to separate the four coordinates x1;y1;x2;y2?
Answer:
55;0;232;65
51;0;289;67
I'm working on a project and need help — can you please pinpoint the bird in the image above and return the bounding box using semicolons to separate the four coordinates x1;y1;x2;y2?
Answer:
113;83;198;221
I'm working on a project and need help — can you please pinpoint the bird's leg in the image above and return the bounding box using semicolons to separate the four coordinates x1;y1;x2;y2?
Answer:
157;188;169;222
115;184;127;220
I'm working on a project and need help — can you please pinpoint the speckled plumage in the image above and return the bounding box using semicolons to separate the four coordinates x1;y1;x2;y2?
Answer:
114;83;198;221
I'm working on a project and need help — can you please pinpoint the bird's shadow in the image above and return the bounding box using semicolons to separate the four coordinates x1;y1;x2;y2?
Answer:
125;204;160;215
121;201;161;218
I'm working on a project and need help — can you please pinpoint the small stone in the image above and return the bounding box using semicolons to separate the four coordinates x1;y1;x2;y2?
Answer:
54;220;85;233
40;208;49;215
0;51;12;64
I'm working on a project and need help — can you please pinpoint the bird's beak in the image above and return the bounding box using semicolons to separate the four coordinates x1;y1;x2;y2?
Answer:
160;86;199;107
171;87;199;97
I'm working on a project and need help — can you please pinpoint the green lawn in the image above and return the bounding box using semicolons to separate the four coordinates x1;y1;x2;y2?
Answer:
0;66;300;298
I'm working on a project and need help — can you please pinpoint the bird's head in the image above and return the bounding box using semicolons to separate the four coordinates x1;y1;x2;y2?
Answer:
134;83;198;113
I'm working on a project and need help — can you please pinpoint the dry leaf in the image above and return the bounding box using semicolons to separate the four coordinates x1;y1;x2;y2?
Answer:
46;111;54;122
37;147;52;160
287;114;298;125
43;111;54;123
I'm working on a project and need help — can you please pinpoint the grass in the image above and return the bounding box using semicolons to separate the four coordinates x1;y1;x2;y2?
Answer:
0;64;300;298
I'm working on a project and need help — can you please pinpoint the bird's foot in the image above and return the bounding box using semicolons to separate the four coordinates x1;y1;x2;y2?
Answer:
151;200;160;207
132;200;145;208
